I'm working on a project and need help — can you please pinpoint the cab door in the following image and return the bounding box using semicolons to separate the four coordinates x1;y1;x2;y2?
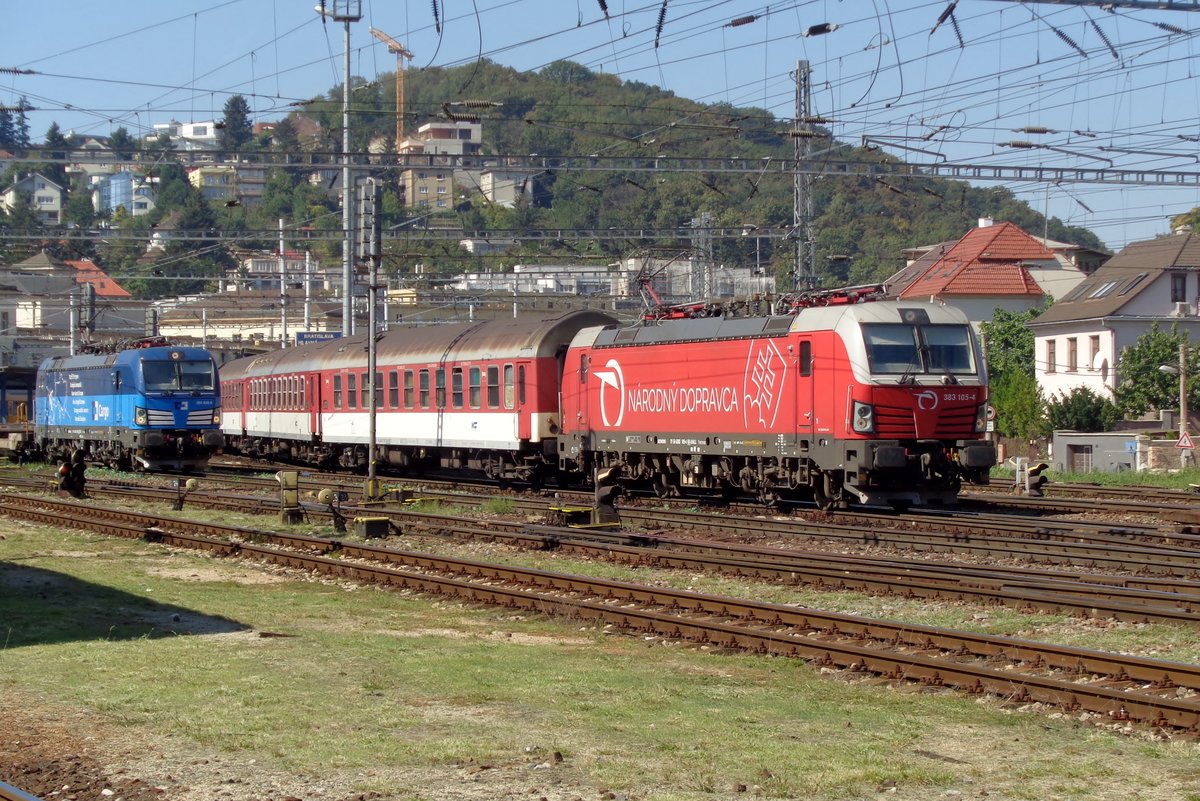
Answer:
796;338;815;437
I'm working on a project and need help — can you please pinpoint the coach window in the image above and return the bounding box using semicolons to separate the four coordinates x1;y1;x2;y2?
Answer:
503;364;514;408
388;370;399;408
360;371;370;408
418;369;430;408
452;368;464;408
404;370;415;408
347;373;357;409
469;367;481;408
517;365;526;406
435;368;446;409
486;365;500;408
800;341;812;377
375;371;383;408
333;375;342;408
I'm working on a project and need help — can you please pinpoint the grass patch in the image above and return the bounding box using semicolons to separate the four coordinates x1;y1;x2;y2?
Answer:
479;496;516;516
991;464;1200;488
4;518;1200;800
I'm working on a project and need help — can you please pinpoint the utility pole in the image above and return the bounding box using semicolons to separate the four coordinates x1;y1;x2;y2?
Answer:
278;218;288;348
690;212;714;301
794;60;816;291
316;1;362;338
1180;343;1192;470
303;249;312;332
358;178;383;497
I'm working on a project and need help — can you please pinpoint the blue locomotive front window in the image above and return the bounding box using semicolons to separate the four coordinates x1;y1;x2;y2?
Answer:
863;324;975;377
143;359;216;391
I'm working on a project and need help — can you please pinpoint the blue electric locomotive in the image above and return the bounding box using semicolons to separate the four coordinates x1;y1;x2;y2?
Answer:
34;340;223;472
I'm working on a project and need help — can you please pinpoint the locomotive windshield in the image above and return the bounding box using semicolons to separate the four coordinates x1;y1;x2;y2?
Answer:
862;323;975;378
142;359;217;392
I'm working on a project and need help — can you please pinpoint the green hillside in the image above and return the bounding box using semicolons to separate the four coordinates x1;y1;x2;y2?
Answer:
303;58;1107;286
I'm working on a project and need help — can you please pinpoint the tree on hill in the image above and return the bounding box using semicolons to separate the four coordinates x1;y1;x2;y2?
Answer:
108;127;137;160
39;122;70;187
0;109;13;148
218;95;254;152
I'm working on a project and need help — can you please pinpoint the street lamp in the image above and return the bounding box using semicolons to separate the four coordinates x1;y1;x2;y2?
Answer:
314;1;362;337
1159;342;1192;469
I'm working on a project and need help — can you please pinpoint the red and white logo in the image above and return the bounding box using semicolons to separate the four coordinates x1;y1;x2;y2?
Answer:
594;358;625;427
743;339;787;429
916;390;939;410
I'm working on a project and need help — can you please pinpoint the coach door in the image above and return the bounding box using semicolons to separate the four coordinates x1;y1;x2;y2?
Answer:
309;374;322;439
511;362;529;440
796;338;815;439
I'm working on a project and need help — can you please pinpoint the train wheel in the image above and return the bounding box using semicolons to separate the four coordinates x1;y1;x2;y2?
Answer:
813;482;834;512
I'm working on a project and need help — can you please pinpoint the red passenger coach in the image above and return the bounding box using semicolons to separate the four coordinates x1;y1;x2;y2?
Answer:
221;310;617;485
559;300;995;509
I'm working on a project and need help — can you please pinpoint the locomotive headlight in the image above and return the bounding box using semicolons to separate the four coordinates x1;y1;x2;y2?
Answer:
134;406;148;426
212;408;222;425
974;403;988;433
851;401;875;434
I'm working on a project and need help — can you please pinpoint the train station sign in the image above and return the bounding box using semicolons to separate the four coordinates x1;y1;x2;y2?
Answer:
296;331;342;344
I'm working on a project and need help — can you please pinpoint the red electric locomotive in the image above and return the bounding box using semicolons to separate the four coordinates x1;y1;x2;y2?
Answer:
220;310;617;486
558;297;995;509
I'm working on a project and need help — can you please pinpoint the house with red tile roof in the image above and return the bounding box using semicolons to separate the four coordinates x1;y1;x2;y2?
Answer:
884;218;1093;326
65;258;131;299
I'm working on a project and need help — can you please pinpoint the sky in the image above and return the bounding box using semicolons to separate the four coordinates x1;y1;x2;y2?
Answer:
8;0;1200;253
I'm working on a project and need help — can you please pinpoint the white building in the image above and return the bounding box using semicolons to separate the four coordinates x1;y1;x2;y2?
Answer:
1030;229;1200;402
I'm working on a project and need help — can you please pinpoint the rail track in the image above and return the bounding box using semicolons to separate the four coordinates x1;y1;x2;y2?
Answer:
0;780;41;801
7;469;1200;623
4;490;1200;733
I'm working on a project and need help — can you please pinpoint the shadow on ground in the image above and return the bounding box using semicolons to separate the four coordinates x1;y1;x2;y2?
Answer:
0;561;248;647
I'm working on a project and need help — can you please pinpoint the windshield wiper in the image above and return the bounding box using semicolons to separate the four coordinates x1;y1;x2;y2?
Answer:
898;348;922;385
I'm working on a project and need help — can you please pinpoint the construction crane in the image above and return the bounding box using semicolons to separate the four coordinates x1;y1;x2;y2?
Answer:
368;27;413;150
